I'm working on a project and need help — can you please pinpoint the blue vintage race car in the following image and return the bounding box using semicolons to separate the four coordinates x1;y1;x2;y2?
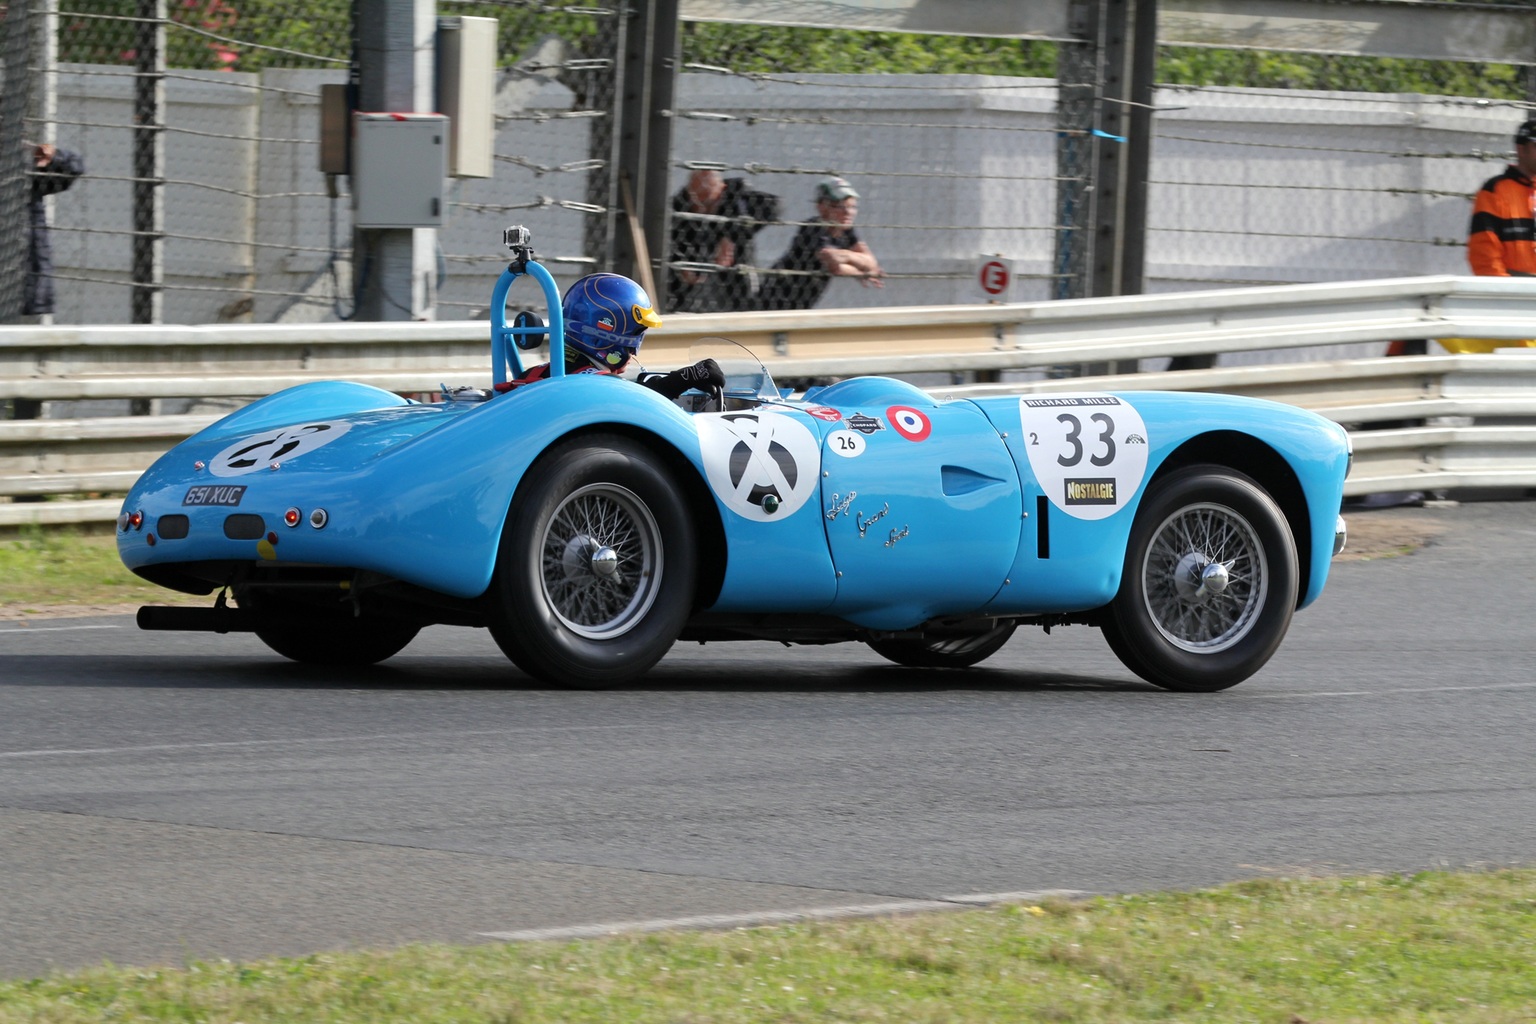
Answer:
118;228;1351;691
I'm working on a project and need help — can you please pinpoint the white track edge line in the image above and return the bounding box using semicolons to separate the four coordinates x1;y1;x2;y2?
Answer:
478;890;1089;942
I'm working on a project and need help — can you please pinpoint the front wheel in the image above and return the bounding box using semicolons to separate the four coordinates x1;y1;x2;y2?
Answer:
487;434;696;687
1101;466;1298;692
866;621;1017;668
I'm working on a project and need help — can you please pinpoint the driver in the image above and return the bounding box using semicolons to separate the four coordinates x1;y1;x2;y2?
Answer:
503;272;724;399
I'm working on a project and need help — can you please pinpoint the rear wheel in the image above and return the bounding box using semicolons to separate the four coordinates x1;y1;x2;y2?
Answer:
1101;465;1298;692
488;434;696;687
866;621;1017;668
249;603;420;666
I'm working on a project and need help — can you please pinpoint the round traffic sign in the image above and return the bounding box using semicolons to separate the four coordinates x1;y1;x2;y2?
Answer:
979;259;1010;296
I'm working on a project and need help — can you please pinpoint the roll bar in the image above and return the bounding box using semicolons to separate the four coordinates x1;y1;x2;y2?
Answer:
489;226;566;385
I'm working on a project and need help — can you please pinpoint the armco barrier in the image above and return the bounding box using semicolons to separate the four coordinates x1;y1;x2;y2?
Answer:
6;275;1536;526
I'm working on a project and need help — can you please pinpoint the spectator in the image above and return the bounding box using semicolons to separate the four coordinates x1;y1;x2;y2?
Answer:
666;169;779;312
758;175;883;311
1468;118;1536;279
25;142;84;319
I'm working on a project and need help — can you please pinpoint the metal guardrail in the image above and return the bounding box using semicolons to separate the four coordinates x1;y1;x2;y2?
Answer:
6;275;1536;526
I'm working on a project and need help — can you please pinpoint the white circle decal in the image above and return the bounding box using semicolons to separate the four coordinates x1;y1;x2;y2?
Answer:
826;429;867;459
1019;394;1149;520
208;421;353;477
887;405;932;442
697;412;822;521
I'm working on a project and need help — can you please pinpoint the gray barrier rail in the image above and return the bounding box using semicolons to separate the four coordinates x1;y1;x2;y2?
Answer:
6;274;1536;526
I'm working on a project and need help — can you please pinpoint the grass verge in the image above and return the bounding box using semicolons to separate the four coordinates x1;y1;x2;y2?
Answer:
0;527;201;616
4;869;1536;1022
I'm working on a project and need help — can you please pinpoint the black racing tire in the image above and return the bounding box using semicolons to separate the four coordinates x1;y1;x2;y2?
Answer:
1101;465;1298;692
487;433;696;687
251;608;420;666
866;621;1017;669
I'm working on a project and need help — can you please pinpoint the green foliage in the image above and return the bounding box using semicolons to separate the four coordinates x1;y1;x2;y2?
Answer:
1157;45;1530;98
681;23;1059;78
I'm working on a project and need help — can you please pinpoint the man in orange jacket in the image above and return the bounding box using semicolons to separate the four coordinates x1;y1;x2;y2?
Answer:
1468;118;1536;277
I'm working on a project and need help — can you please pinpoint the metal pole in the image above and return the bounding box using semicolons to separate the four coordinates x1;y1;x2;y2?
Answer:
354;0;437;321
1053;0;1100;301
613;0;680;289
36;0;57;150
0;0;34;325
1091;0;1131;299
1119;0;1157;296
131;0;165;325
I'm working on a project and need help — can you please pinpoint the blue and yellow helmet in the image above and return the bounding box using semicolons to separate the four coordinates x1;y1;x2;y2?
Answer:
562;273;662;369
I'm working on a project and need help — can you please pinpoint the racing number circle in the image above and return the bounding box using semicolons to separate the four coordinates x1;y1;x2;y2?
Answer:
1019;394;1149;521
886;406;932;442
209;421;352;477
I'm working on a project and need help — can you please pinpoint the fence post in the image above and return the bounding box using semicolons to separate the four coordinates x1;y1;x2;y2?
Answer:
354;0;439;322
0;0;32;325
612;0;679;293
1053;0;1099;303
131;0;165;325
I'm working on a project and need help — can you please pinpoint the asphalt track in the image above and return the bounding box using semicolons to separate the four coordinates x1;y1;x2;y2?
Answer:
2;500;1534;979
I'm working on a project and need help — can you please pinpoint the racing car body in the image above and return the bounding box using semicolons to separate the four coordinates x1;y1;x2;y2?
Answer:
119;229;1351;691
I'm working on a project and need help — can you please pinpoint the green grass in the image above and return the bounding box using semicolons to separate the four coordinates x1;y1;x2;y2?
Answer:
0;526;200;614
5;870;1536;1022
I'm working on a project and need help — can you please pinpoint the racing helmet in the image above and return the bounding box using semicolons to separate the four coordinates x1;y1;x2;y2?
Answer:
562;273;663;369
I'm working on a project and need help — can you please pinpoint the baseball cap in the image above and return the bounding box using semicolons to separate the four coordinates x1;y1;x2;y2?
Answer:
815;175;859;202
1516;119;1536;145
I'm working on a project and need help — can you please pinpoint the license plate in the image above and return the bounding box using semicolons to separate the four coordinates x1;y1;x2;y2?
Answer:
182;484;248;507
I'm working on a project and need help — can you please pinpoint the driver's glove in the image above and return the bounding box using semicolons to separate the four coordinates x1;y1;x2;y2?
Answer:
639;357;725;400
678;358;726;390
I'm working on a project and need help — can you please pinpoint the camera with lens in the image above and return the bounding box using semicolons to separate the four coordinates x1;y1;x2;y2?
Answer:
503;225;536;269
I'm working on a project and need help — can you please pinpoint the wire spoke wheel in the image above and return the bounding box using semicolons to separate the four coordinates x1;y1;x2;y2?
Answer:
541;483;662;639
1142;501;1266;653
1103;466;1297;692
489;434;696;687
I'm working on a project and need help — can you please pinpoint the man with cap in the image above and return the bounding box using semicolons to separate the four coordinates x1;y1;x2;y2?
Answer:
1467;118;1536;277
758;175;884;310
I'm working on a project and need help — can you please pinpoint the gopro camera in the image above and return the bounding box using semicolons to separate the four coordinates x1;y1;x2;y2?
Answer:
503;225;535;271
504;225;533;252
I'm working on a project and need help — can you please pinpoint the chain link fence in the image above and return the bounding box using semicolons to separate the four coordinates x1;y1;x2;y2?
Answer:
0;0;622;325
5;2;1536;324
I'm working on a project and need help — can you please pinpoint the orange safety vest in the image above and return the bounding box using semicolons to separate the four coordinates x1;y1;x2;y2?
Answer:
1468;165;1536;276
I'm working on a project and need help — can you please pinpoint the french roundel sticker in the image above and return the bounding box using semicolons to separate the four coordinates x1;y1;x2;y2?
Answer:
208;421;353;478
886;405;932;442
697;411;822;522
1019;394;1148;520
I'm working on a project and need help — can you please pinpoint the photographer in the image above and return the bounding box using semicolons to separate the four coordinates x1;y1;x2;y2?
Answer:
666;169;780;312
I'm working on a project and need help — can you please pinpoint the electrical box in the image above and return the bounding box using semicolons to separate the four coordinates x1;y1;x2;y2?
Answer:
436;16;497;178
351;112;448;228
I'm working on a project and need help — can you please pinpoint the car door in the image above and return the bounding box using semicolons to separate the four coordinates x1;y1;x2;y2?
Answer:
816;399;1022;630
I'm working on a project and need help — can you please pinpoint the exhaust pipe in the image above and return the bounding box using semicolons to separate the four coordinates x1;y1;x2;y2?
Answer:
136;605;255;634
